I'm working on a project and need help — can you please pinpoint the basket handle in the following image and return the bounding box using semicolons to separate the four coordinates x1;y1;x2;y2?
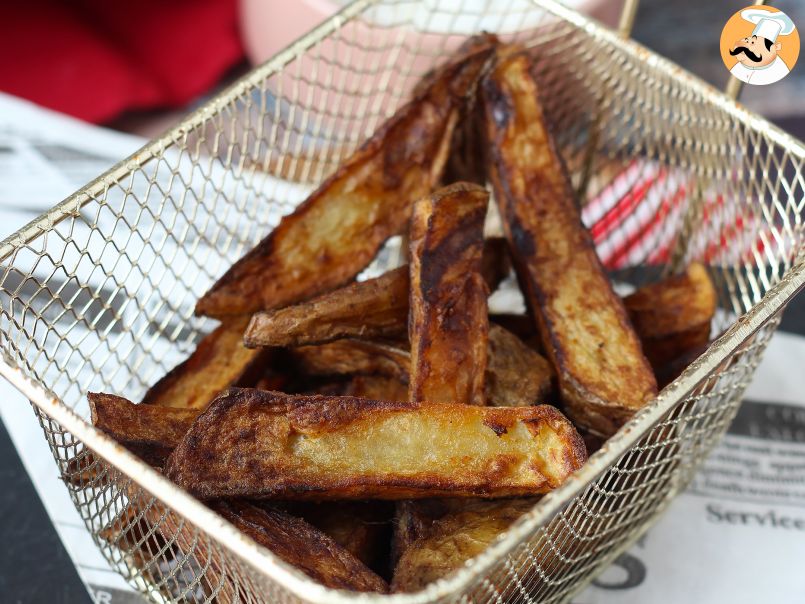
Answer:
616;0;773;100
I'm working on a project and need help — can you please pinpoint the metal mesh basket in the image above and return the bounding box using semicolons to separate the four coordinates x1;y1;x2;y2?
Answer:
1;0;804;602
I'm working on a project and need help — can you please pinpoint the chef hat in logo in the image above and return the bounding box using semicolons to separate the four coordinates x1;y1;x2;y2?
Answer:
741;9;796;43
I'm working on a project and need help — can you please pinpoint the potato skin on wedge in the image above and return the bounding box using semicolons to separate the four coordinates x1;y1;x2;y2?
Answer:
624;262;716;367
482;53;657;437
392;498;536;592
164;389;586;500
243;237;510;349
143;316;268;411
214;500;389;593
291;326;552;407
88;393;199;466
195;38;497;319
409;182;490;405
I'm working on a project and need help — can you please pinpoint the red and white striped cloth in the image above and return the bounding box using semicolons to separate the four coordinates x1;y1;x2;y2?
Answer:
582;159;795;270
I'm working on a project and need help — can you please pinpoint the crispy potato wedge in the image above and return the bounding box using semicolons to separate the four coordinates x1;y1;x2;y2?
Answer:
486;325;554;405
143;316;268;410
281;501;394;574
88;393;199;466
214;500;388;593
246;266;410;348
293;326;551;407
243;237;509;349
391;498;480;567
409;182;489;405
165;389;586;500
392;498;536;592
624;262;716;367
292;339;411;384
195;40;497;319
482;53;657;437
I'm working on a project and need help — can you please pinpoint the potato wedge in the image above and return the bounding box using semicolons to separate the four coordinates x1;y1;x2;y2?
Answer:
143;316;268;410
195;39;497;319
293;325;551;407
88;393;199;466
624;262;716;367
409;182;489;405
282;501;394;574
291;339;411;384
482;53;657;437
214;500;388;593
243;237;509;349
165;389;586;500
392;498;536;592
486;325;554;405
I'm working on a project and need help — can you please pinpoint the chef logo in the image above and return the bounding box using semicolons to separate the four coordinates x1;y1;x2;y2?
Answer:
720;6;799;86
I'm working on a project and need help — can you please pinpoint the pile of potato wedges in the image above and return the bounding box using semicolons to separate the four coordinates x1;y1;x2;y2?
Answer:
79;35;717;596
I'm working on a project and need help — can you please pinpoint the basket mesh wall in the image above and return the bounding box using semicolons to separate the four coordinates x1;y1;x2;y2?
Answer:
0;0;802;602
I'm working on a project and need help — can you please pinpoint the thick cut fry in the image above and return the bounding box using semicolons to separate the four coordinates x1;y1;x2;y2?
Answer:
282;501;394;573
214;500;388;593
409;182;490;405
247;266;410;347
143;316;268;410
292;339;411;384
165;389;586;500
486;325;554;405
624;262;716;367
293;326;552;407
482;53;657;437
88;393;199;466
392;498;536;592
243;237;510;349
195;39;497;319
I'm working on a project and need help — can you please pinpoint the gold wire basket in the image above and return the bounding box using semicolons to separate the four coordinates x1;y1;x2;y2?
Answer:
1;0;804;602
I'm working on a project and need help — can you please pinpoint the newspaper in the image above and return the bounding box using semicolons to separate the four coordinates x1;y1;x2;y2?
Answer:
0;93;803;604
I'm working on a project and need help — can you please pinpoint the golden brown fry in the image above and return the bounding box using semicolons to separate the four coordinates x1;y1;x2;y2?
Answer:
214;500;389;593
88;393;199;466
281;501;394;573
392;498;536;592
293;326;551;408
195;39;497;319
291;339;411;384
482;53;657;437
624;262;716;367
486;325;554;405
244;237;510;349
143;316;268;410
409;182;490;405
165;389;586;500
246;267;410;348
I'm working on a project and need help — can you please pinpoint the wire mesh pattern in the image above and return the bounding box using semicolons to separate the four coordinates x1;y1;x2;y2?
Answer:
0;0;803;602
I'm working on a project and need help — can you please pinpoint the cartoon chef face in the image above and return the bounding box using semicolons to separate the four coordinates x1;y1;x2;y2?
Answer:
730;34;781;68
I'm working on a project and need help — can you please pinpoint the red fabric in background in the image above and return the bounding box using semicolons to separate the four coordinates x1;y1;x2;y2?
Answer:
0;0;244;123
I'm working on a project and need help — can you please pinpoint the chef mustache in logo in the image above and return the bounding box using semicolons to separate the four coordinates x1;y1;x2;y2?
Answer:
729;38;768;64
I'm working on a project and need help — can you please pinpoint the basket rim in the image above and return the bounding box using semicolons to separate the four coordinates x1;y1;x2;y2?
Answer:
0;0;804;602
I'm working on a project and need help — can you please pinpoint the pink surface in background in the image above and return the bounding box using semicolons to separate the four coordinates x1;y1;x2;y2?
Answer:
240;0;624;66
